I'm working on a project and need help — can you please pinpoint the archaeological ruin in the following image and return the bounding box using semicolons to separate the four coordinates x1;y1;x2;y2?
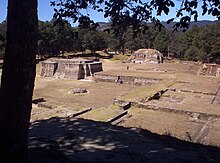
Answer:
94;73;161;85
130;49;164;64
197;63;220;77
40;58;103;80
34;56;220;150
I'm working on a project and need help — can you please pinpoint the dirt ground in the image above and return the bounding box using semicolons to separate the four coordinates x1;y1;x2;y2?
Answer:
32;60;220;147
30;59;220;161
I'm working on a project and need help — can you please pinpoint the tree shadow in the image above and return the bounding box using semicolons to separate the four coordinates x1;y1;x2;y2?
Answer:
29;117;220;162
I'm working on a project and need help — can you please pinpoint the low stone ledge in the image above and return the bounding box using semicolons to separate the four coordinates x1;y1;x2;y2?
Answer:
114;98;220;120
71;108;92;117
94;74;161;85
37;103;56;109
107;111;128;124
68;88;88;94
132;103;220;120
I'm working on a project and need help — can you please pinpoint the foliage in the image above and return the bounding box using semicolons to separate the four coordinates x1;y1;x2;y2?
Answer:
0;21;6;58
178;25;199;58
1;19;219;62
178;23;220;62
51;0;220;34
109;54;130;61
153;29;171;56
1;1;219;59
80;29;107;53
38;20;77;56
123;28;143;53
103;24;171;55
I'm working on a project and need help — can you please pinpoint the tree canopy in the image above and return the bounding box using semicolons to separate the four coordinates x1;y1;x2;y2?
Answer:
178;23;220;62
51;0;220;33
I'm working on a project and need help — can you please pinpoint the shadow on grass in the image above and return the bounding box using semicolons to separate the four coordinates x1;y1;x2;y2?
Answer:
29;117;220;162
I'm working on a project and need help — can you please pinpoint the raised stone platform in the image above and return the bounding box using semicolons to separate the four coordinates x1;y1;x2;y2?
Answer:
40;58;103;80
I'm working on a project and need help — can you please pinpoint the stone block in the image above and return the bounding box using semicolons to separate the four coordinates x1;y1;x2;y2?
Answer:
40;61;58;77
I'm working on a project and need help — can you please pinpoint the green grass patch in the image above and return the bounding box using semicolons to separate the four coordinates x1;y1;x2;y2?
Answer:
79;105;122;122
117;82;174;102
109;54;129;61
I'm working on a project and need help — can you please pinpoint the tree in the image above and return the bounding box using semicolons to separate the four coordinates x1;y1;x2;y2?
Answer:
153;29;171;56
142;24;160;49
195;24;220;62
38;21;56;57
81;29;107;53
184;46;200;60
104;32;121;54
178;25;199;59
0;0;38;162
38;20;77;57
124;27;143;53
52;0;220;34
0;21;7;58
178;23;220;62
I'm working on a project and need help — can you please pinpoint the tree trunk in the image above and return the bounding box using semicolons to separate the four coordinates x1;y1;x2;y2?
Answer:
0;0;38;162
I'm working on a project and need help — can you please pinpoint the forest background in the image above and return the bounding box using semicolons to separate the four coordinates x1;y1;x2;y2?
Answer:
1;20;220;63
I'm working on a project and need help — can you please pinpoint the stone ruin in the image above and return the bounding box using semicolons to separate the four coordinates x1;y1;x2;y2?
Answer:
197;63;220;77
94;73;161;85
68;88;88;94
129;49;164;64
40;58;103;80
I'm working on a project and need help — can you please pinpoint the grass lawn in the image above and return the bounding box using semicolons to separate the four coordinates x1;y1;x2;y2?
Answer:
78;105;122;122
117;82;174;102
123;107;204;141
33;77;138;109
108;54;130;61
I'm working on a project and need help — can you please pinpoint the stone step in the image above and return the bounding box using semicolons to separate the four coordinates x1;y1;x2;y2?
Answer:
107;111;128;124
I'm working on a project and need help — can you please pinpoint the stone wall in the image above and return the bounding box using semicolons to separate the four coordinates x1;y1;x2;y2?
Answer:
94;73;161;85
94;74;117;83
57;63;86;79
89;62;103;74
84;64;91;77
65;64;83;80
40;61;58;77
